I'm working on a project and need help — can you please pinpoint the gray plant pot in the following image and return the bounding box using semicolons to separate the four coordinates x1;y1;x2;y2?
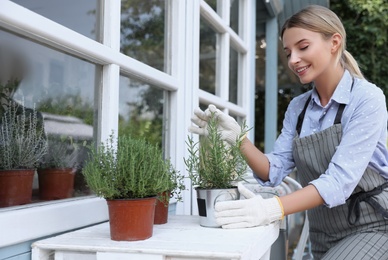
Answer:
196;187;240;228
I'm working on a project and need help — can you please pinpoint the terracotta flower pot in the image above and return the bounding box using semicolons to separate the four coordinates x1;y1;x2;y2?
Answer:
154;191;170;224
107;197;156;241
0;169;35;207
37;168;76;200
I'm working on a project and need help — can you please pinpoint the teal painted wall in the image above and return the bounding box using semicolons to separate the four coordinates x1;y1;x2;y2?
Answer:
0;242;32;260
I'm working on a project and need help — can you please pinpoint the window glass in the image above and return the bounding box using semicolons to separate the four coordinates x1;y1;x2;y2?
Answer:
204;0;217;12
0;29;97;209
121;0;166;72
229;47;238;104
119;75;165;148
199;19;216;94
230;0;239;34
11;0;99;41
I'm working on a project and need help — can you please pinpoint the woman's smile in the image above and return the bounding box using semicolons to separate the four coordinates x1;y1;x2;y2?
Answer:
295;65;310;76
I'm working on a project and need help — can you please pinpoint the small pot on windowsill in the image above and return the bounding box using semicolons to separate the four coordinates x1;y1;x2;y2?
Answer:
37;168;76;200
0;169;35;207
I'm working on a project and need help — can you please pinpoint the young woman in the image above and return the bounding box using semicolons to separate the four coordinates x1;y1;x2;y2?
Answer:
189;5;388;259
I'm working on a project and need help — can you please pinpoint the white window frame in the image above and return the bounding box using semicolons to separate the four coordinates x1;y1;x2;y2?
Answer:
0;0;256;248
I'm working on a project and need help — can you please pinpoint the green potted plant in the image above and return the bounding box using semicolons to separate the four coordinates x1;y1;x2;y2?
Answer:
82;134;172;241
154;161;185;224
0;103;48;207
37;136;83;200
184;110;249;227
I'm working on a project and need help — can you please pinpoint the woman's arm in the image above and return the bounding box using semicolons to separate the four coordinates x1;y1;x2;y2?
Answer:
240;137;325;215
240;137;270;181
280;184;324;215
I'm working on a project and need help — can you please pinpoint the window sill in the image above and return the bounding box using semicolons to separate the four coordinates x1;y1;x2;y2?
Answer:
0;196;108;247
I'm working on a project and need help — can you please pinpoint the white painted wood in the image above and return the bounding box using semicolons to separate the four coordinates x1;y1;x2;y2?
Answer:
0;197;108;247
180;0;202;216
216;33;230;101
199;90;246;117
167;0;197;215
239;0;257;141
101;0;120;51
98;252;164;260
217;0;231;24
99;0;120;145
55;251;96;260
31;246;53;260
98;64;120;144
32;215;279;260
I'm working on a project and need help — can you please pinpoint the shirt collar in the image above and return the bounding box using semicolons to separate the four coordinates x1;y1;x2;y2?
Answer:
310;70;353;107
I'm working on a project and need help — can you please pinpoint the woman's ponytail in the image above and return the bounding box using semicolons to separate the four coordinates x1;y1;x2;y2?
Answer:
342;50;364;79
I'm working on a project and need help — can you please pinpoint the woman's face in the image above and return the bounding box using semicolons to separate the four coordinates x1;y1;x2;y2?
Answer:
282;27;334;84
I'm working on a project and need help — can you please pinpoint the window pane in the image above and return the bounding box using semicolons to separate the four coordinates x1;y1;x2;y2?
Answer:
0;29;97;209
121;0;166;72
230;0;239;34
119;75;165;148
199;19;216;94
229;47;238;104
11;0;99;41
204;0;217;11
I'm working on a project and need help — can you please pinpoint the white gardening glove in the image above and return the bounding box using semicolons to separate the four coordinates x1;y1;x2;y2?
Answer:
189;104;243;145
214;182;284;229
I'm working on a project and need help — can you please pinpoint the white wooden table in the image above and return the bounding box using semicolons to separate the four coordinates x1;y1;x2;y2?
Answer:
31;215;279;260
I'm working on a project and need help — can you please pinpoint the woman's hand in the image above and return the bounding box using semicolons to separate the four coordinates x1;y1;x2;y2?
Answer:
189;104;242;145
214;182;284;228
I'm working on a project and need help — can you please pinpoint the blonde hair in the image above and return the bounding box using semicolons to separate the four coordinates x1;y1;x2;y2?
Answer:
281;5;364;79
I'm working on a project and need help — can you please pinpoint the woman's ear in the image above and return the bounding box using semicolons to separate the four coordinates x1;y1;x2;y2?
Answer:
331;33;342;54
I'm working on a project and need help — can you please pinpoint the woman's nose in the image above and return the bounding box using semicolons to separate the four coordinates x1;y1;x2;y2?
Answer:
288;52;300;65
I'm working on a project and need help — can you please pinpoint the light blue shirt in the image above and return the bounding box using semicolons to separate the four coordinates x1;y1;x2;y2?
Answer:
257;70;388;208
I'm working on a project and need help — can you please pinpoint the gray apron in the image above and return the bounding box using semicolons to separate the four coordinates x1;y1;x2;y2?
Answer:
292;86;388;259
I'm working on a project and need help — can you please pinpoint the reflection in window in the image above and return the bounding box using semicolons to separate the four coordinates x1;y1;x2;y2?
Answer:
204;0;217;11
199;19;216;94
230;0;239;34
0;29;96;208
121;0;166;72
11;0;99;40
229;47;238;104
119;75;165;148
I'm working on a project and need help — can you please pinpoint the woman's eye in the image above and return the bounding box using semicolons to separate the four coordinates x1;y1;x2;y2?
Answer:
301;46;309;50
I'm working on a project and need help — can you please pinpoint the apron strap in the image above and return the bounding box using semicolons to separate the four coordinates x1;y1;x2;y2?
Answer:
334;104;346;124
347;182;388;225
296;96;311;136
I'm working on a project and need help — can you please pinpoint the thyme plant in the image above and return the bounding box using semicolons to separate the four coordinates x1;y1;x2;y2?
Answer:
158;160;186;206
82;134;172;200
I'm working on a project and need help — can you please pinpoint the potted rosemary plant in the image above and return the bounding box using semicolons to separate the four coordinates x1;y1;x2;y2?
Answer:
184;110;248;227
37;136;83;200
82;134;172;241
0;103;47;207
154;161;185;224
